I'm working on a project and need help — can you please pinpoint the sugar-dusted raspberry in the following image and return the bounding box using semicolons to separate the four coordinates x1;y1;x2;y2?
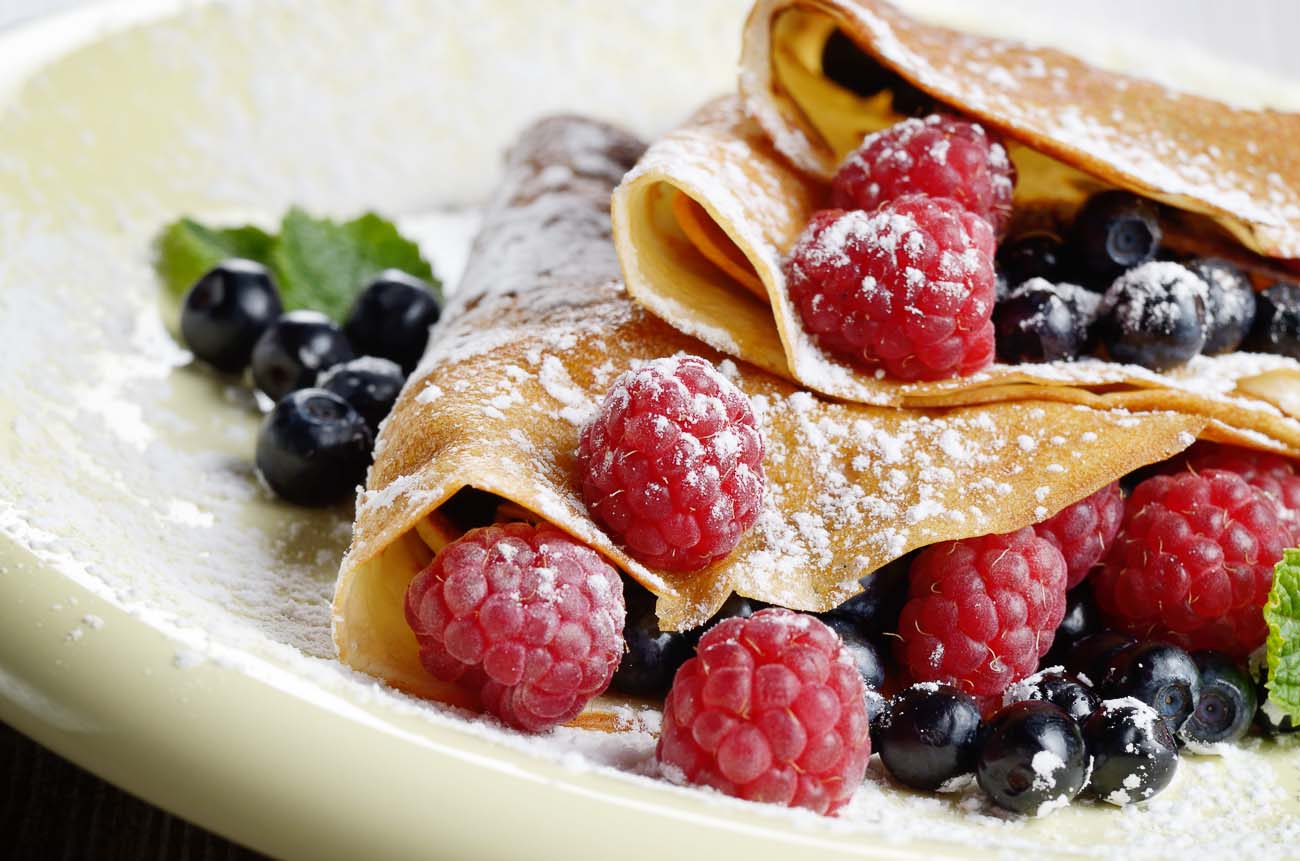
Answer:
830;114;1016;234
1092;469;1286;657
1034;482;1125;589
404;522;625;731
1179;442;1300;543
783;196;997;381
657;608;870;815
578;355;765;572
897;528;1068;699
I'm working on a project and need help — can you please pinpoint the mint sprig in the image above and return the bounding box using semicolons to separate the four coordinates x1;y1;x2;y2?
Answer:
154;208;439;323
1264;547;1300;721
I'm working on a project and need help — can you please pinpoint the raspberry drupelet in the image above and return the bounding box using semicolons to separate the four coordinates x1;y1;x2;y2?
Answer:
783;196;997;382
656;608;871;815
1092;469;1285;657
896;528;1069;700
578;355;765;572
404;522;625;732
1178;442;1300;544
1033;481;1125;589
830;114;1016;235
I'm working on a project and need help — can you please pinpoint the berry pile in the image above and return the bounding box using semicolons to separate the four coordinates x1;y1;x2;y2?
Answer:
179;261;440;505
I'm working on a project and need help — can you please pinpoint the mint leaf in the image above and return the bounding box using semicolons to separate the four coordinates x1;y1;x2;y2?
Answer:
155;218;275;300
269;208;439;322
1264;547;1300;721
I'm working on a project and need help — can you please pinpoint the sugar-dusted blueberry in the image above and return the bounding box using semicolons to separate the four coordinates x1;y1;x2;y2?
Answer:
180;259;282;373
997;232;1069;289
610;579;695;698
255;388;373;506
1246;281;1300;359
1062;631;1136;684
1042;584;1101;670
318;356;405;435
1094;261;1207;371
1099;641;1200;731
876;683;983;792
1003;669;1099;723
994;278;1100;363
1186;257;1256;355
252;311;354;402
976;701;1088;816
344;269;442;375
1179;650;1256;749
1072;191;1161;279
865;688;890;751
820;615;887;691
1083;698;1179;805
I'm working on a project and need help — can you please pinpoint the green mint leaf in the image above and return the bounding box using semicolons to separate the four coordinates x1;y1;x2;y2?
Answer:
154;218;276;300
1264;547;1300;721
269;207;440;322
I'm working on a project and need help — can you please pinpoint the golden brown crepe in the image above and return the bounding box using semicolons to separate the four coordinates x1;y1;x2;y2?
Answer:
334;116;1222;721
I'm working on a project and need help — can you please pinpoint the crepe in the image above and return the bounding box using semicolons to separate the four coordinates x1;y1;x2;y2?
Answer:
610;12;1300;451
334;115;1215;720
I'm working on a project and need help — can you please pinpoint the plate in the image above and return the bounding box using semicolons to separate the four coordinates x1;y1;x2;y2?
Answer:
0;2;1296;859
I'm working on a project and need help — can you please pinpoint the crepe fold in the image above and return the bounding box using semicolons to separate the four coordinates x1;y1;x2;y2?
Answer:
611;95;1300;455
334;115;1213;717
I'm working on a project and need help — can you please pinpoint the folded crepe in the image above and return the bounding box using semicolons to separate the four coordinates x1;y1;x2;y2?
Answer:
610;2;1300;452
334;115;1215;720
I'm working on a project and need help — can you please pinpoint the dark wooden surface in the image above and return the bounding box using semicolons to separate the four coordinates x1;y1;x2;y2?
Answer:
0;722;263;860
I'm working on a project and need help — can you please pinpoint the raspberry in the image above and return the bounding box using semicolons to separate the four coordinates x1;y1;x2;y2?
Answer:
830;114;1016;234
404;522;625;731
783;197;996;381
656;608;870;815
1179;443;1300;543
578;356;765;572
1092;470;1286;657
897;528;1068;699
1033;482;1125;589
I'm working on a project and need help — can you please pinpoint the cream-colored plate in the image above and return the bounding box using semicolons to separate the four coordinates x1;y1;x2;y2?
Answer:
0;2;1296;859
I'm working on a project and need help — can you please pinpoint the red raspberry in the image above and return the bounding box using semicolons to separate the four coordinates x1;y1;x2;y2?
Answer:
404;522;625;731
830;114;1016;234
897;528;1068;699
657;608;870;815
578;356;765;572
783;196;996;381
1179;443;1300;543
1093;469;1286;656
1033;481;1125;589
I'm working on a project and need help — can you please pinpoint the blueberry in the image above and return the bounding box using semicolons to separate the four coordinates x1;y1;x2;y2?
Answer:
1095;262;1207;371
1041;584;1100;669
876;683;983;792
610;580;694;698
1062;631;1136;683
317;356;405;435
865;688;890;751
251;311;354;402
976;701;1088;816
255;388;373;506
180;259;282;372
994;279;1100;363
1083;699;1179;805
1186;258;1256;355
1245;281;1300;359
1099;641;1201;731
1004;670;1099;723
820;615;887;691
1072;191;1162;278
997;232;1069;289
344;270;442;375
820;29;893;98
825;555;910;636
1179;651;1256;749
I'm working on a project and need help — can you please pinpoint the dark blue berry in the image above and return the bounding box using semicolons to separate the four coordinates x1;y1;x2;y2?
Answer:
1042;584;1100;670
1062;631;1136;683
1083;699;1179;805
865;689;889;751
976;701;1088;815
1179;650;1256;748
997;232;1069;289
825;555;910;637
820;29;893;98
1095;262;1207;371
318;356;405;435
252;311;354;402
611;580;694;698
1073;191;1162;278
1099;641;1201;731
180;259;282;373
820;615;886;691
1005;670;1099;723
876;684;982;792
255;388;373;506
994;279;1099;363
1246;281;1300;359
344;270;441;375
1186;258;1256;355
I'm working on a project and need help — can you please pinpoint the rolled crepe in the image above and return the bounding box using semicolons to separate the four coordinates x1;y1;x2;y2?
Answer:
334;115;1212;718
